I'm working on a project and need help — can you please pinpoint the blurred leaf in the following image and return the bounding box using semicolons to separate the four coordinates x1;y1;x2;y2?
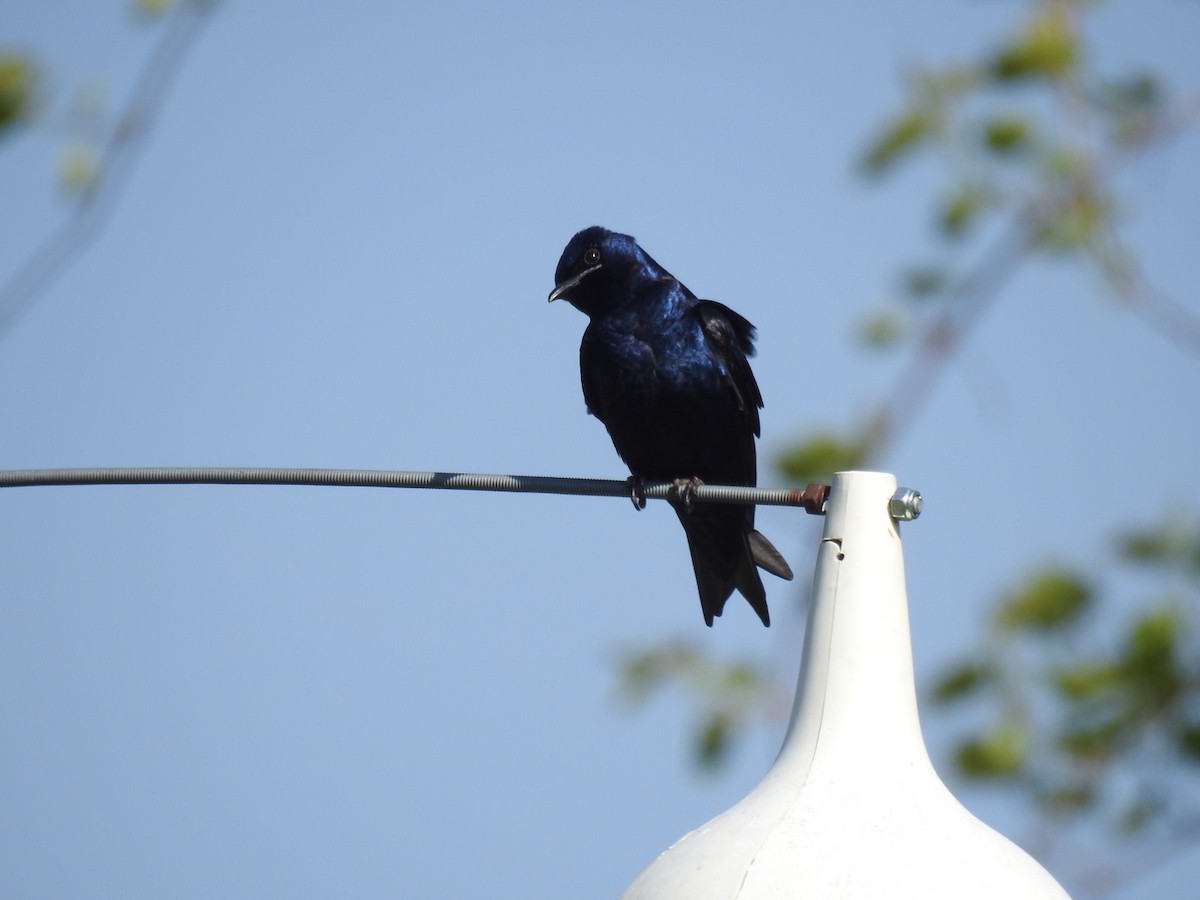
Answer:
1038;781;1096;816
617;641;766;703
901;265;950;299
131;0;175;18
938;183;990;238
1098;72;1163;145
1123;610;1178;669
1099;72;1161;112
777;433;866;484
696;711;733;769
932;661;993;704
955;723;1026;778
0;53;37;135
858;309;907;348
617;641;698;703
997;568;1092;632
860;109;933;175
1033;185;1110;253
1178;722;1200;762
1054;662;1119;700
923;63;982;97
58;144;100;196
1117;516;1200;576
1060;713;1130;761
989;7;1077;83
618;642;768;771
720;662;760;693
1119;526;1179;563
981;115;1032;154
1040;146;1090;182
1119;609;1182;709
1119;795;1162;834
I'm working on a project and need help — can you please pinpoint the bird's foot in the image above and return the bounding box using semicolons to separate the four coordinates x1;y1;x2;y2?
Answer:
672;477;704;514
626;476;647;511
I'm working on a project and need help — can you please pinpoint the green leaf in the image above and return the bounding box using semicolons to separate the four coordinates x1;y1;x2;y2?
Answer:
1038;781;1095;816
131;0;175;18
720;663;760;693
989;8;1077;82
860;109;933;176
1032;187;1110;253
1054;663;1119;700
58;144;100;196
858;310;907;349
616;641;697;702
955;723;1026;778
931;662;993;704
776;433;867;484
981;116;1032;155
1060;713;1130;761
997;568;1092;632
1119;795;1162;835
1119;609;1182;709
1117;516;1200;576
901;266;950;299
1119;529;1177;563
1178;722;1200;762
1098;72;1163;144
0;53;37;135
1124;610;1177;667
696;711;732;769
1100;73;1161;112
922;64;982;98
938;184;989;238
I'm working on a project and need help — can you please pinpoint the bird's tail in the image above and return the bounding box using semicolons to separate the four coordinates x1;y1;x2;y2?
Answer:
749;529;793;581
677;508;792;628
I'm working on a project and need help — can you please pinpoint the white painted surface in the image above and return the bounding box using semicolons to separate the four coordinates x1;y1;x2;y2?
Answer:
623;471;1070;899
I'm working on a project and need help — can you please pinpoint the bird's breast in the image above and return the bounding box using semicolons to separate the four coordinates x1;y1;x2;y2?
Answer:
580;321;750;483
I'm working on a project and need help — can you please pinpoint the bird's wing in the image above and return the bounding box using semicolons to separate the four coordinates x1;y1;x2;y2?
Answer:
696;300;763;438
579;326;656;422
579;329;605;419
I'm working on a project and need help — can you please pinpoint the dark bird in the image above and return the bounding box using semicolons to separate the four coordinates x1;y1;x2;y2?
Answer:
549;226;793;626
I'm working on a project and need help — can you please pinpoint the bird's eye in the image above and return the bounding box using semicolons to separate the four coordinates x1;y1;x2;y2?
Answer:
583;247;601;266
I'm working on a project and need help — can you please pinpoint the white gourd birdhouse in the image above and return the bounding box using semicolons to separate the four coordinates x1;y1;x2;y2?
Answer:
622;471;1070;899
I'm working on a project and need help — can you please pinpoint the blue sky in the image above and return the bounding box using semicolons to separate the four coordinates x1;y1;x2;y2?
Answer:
2;2;1198;897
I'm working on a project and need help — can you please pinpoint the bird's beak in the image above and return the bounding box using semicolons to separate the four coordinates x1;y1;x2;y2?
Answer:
547;263;602;302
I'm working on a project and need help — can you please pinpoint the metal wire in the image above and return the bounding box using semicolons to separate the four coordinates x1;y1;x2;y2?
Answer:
0;466;827;510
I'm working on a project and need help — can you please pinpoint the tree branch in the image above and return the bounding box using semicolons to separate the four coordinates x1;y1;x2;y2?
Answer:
0;0;219;339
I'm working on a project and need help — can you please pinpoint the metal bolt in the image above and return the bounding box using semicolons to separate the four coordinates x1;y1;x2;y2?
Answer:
888;487;923;521
802;482;830;515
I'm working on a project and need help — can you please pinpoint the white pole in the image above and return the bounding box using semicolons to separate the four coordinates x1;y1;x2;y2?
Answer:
622;471;1070;899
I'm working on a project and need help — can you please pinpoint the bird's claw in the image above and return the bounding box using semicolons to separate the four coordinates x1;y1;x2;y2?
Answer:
627;476;647;511
672;477;704;514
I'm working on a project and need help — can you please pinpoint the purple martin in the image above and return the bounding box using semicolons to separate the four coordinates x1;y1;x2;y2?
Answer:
550;226;792;625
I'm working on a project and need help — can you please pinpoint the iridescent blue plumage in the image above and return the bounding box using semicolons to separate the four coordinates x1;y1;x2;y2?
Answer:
549;226;792;626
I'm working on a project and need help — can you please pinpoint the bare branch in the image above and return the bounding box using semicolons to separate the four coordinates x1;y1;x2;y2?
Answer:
0;0;219;339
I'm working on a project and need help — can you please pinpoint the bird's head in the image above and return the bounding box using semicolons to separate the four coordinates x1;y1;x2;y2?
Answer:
548;226;647;318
